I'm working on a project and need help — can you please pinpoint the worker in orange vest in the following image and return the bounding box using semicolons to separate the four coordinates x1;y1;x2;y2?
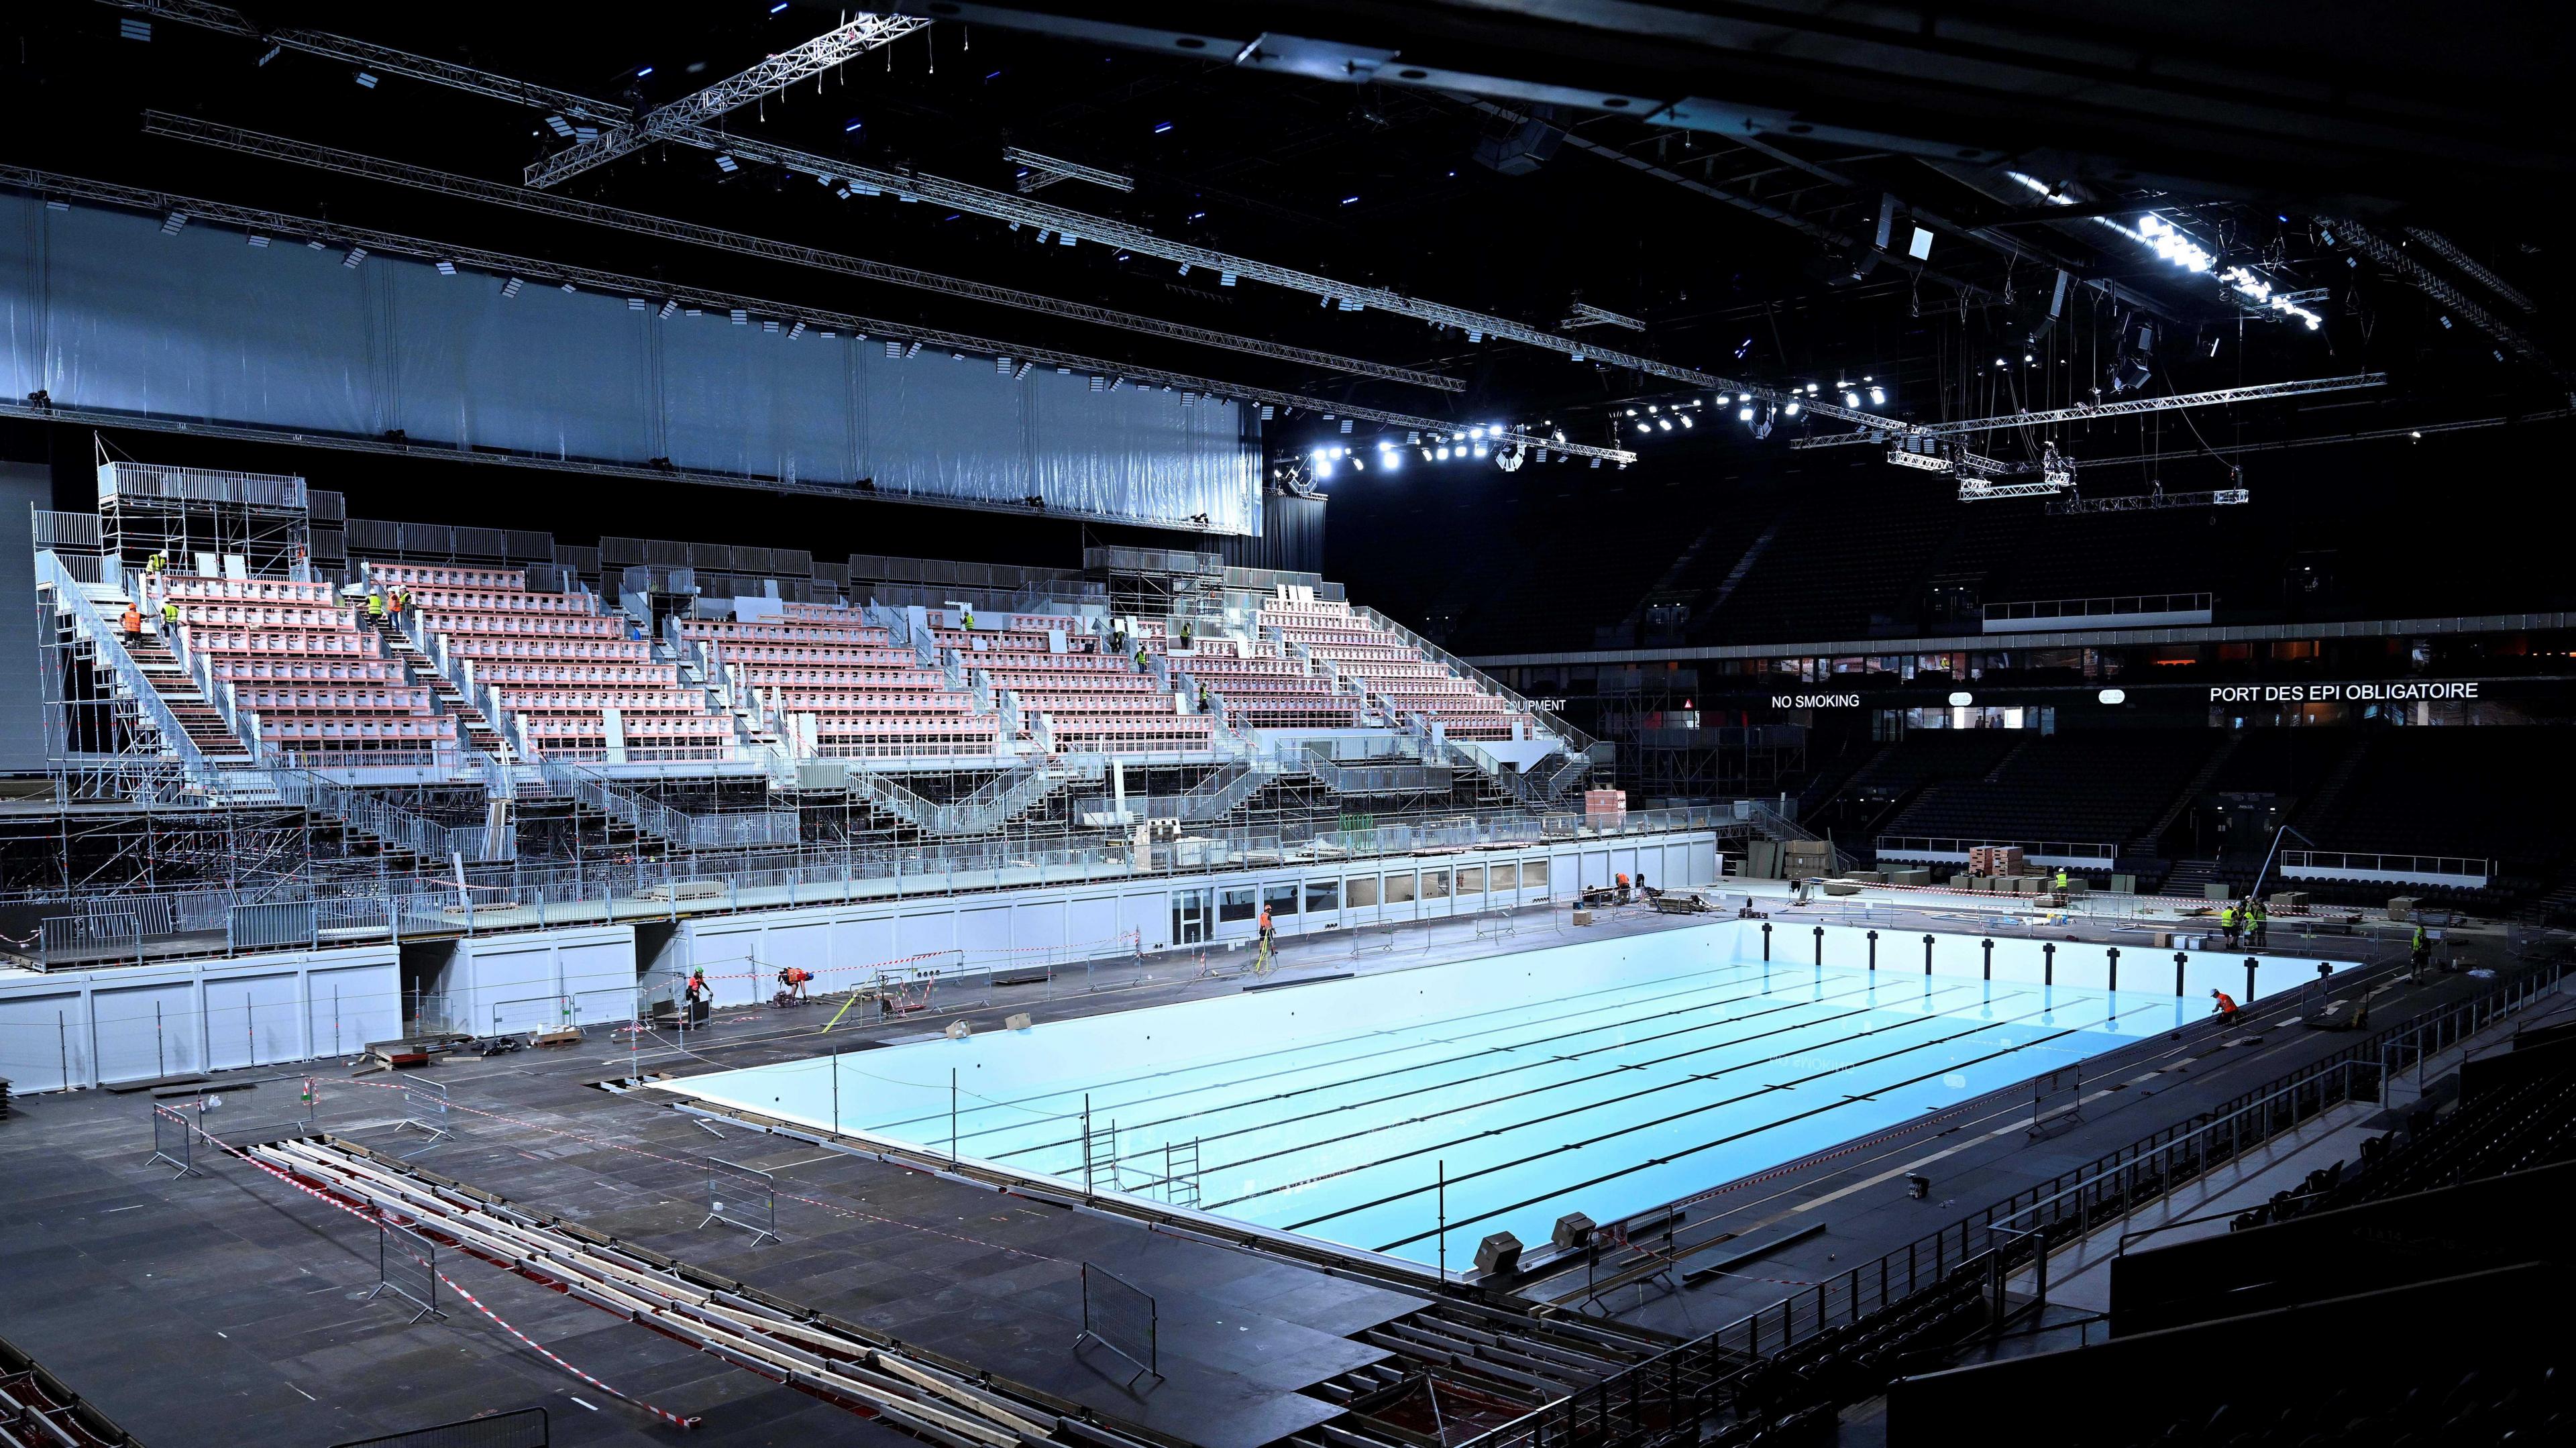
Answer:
776;965;812;1003
2209;989;2241;1021
1616;871;1633;903
121;601;145;643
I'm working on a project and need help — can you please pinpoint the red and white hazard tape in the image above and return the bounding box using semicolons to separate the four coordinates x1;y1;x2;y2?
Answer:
339;1078;1062;1263
180;1117;702;1428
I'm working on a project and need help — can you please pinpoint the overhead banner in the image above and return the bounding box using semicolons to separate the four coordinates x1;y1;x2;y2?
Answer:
0;192;1262;534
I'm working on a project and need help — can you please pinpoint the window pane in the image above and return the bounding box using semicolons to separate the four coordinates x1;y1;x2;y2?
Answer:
1385;873;1416;903
1490;862;1517;890
1421;869;1450;899
1305;879;1340;912
1525;858;1549;890
1263;883;1299;915
1346;876;1379;907
1219;886;1256;922
1457;865;1485;893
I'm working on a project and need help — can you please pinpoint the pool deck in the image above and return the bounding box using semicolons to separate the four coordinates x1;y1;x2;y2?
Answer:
0;884;2550;1447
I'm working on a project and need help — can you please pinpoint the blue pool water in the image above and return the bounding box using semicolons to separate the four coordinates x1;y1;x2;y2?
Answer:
655;922;2332;1268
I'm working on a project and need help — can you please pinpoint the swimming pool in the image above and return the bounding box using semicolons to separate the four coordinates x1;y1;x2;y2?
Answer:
652;922;2340;1270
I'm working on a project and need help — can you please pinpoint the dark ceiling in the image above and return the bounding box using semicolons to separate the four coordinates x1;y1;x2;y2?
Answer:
2;0;2569;483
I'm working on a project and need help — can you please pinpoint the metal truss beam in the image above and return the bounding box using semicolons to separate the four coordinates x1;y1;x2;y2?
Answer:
524;13;929;188
141;114;1460;392
2330;221;2573;399
0;164;1628;463
99;1;630;120
105;0;1889;425
2402;228;2537;315
1790;374;2390;449
1004;147;1134;194
2047;488;2249;514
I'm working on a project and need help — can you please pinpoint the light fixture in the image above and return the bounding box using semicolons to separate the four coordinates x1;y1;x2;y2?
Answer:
1678;414;1693;428
1436;445;1451;460
1736;406;1754;422
1657;418;1673;431
1948;691;1974;706
1350;457;1364;471
2097;688;2127;705
353;70;378;89
1782;402;1799;416
1868;386;1886;404
500;277;523;298
1844;391;1861;408
1472;443;1489;457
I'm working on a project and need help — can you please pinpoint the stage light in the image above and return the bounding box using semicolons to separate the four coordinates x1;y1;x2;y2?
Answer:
246;233;270;247
1350;457;1364;471
1469;427;1485;439
159;211;186;235
1436;445;1451;460
1381;450;1401;471
1737;406;1754;422
659;299;678;319
1625;409;1638;417
1868;387;1886;404
354;71;378;89
906;340;924;358
1678;414;1693;428
500;277;523;298
2098;689;2127;704
714;154;739;173
1845;392;1860;407
1331;446;1345;458
1782;402;1799;416
1316;457;1334;478
1472;443;1489;457
1655;418;1670;431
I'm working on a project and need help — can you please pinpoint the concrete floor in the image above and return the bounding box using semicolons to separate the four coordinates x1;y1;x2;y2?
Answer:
0;884;2554;1448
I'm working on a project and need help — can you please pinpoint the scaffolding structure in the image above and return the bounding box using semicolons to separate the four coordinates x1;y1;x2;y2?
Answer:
11;447;1614;964
98;455;312;579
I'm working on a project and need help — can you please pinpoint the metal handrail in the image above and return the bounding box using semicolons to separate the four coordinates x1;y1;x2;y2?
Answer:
34;549;226;798
1348;602;1597;753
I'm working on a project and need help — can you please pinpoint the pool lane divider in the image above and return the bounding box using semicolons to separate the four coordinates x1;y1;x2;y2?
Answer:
928;958;1897;1157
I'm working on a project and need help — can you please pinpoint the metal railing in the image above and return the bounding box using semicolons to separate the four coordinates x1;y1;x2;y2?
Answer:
1460;950;2572;1447
1;802;1735;967
99;459;307;509
270;767;513;864
1874;835;2118;862
2282;849;2495;882
849;754;1104;836
1985;591;2213;622
35;549;230;801
532;757;794;850
1350;602;1597;755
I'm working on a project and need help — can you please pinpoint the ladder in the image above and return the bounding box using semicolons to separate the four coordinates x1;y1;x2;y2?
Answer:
1162;1138;1203;1209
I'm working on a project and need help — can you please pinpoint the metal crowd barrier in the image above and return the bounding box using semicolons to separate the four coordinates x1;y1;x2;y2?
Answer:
366;1221;447;1325
701;1158;779;1246
1074;1262;1162;1390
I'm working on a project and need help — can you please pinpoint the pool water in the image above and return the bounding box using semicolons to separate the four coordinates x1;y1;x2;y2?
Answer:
655;922;2325;1268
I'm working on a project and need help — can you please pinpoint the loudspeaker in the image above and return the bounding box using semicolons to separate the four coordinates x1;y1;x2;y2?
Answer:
1552;1213;1596;1251
1475;1231;1523;1276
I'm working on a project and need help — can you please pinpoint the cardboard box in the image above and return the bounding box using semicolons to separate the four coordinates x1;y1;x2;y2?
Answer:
2204;883;2232;900
2389;896;2419;919
2110;873;2138;895
1892;869;1932;887
2267;891;2309;911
